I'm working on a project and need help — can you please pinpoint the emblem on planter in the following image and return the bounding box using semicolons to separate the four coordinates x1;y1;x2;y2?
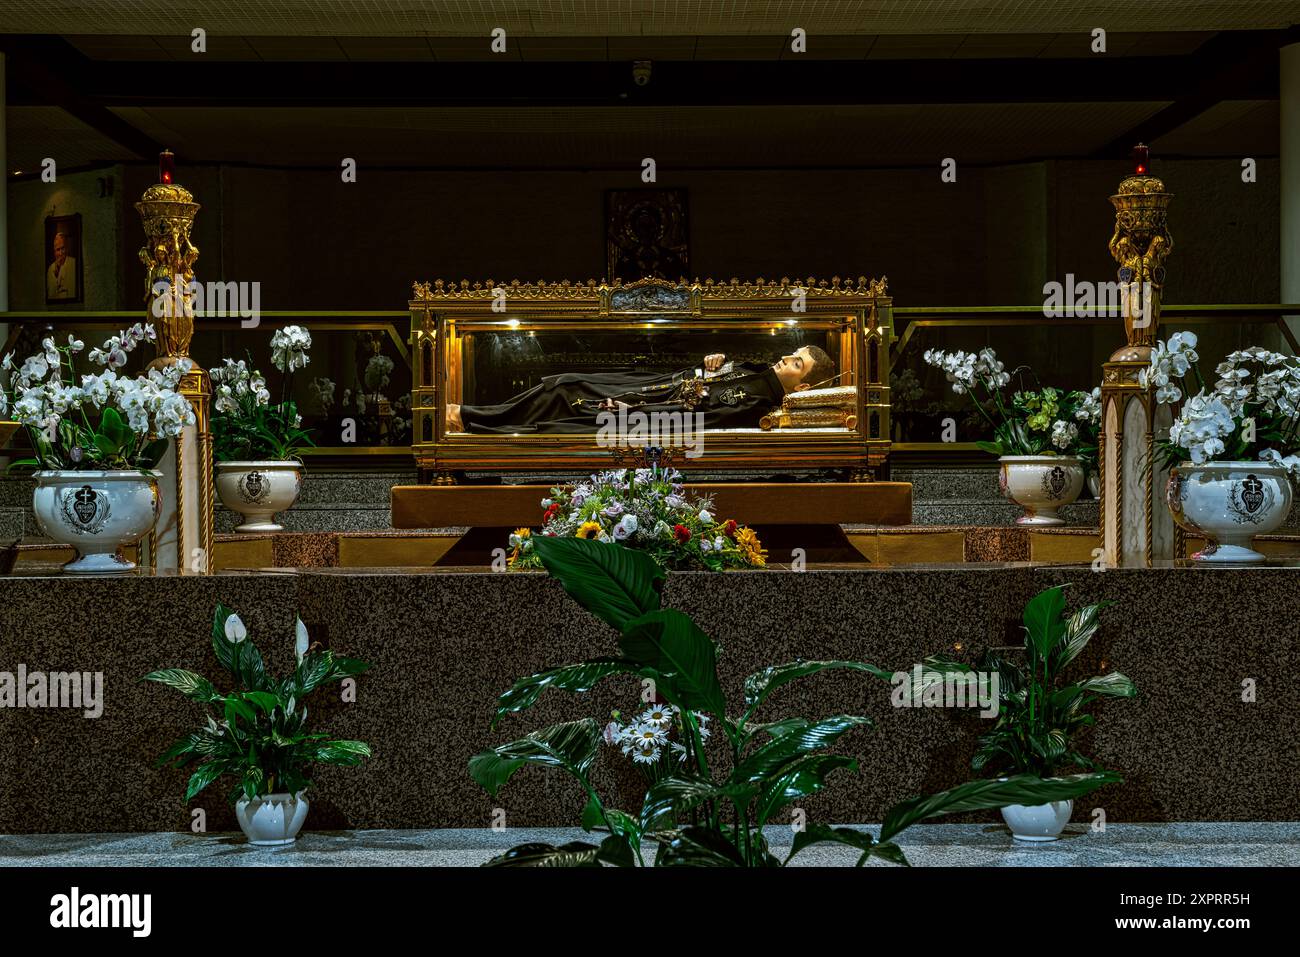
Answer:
1228;474;1273;525
238;470;271;505
1040;465;1068;500
60;485;111;535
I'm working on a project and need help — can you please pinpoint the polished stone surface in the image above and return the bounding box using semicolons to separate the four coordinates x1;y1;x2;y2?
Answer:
3;564;1300;832
2;822;1295;867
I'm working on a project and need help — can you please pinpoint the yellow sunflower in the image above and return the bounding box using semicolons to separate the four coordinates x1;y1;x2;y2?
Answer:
576;521;603;540
734;526;767;568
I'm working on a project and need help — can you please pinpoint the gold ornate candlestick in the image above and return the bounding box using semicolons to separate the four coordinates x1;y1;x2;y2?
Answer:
1099;147;1178;567
137;157;214;574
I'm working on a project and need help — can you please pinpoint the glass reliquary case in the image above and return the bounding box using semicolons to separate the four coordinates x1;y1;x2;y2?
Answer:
408;277;892;482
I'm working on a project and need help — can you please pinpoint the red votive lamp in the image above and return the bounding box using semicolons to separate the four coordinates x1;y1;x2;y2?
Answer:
158;149;176;184
1133;143;1149;175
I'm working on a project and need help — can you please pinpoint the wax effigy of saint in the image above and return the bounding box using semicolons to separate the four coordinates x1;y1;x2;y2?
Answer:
447;345;836;433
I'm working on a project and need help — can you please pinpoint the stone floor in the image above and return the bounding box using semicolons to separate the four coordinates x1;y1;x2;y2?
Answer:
3;823;1296;867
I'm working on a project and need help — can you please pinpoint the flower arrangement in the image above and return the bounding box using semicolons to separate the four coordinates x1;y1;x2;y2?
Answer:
210;325;314;462
1148;331;1300;475
145;603;371;803
604;701;711;773
923;347;1099;465
507;464;766;571
1;323;194;471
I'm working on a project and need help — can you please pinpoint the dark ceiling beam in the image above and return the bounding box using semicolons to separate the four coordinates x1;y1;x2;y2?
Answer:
1096;26;1300;156
1;36;163;157
0;33;1284;109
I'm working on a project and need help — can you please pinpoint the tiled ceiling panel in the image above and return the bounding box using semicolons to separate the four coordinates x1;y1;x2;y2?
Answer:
1;1;1295;37
5;106;139;171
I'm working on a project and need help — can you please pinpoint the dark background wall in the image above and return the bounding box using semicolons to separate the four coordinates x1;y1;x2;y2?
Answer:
7;157;1280;312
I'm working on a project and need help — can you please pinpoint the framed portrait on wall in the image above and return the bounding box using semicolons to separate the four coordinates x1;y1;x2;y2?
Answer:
605;188;689;282
44;213;83;305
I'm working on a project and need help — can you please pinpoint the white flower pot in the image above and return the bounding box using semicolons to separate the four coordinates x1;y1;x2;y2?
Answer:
997;456;1084;526
1166;460;1293;564
215;461;302;533
31;470;161;575
235;791;310;846
1001;799;1073;842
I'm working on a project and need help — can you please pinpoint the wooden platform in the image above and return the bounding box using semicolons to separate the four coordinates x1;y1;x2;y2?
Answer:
389;481;913;529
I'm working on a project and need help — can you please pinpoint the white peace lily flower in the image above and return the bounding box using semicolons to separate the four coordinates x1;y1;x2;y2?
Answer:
224;614;248;643
294;618;310;662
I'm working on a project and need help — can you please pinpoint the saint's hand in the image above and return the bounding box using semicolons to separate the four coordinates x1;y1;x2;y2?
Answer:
704;353;726;372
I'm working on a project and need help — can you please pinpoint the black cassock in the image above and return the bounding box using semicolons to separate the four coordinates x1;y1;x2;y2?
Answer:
459;362;784;433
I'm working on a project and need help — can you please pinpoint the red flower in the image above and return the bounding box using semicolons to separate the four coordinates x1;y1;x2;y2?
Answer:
722;519;738;539
543;503;561;524
673;524;691;543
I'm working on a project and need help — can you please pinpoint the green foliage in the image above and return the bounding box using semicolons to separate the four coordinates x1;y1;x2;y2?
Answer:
8;404;172;473
898;585;1136;778
144;603;371;803
212;397;313;462
470;537;1117;867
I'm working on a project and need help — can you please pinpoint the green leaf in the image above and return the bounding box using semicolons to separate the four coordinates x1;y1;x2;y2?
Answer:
786;823;879;865
468;718;601;797
753;754;857;827
210;604;242;675
596;834;637;867
222;696;256;727
531;536;664;632
493;658;640;728
731;715;871;786
640;775;746;830
136;437;171;469
241;690;280;713
310;740;372;765
657;827;747;867
98;406;131;446
1022;585;1068;661
482;842;603;867
975;440;1004;456
1078;672;1137;698
184;761;227;801
879;771;1121;843
237;640;268;692
741;659;894;719
1053;601;1112;670
619;609;726;717
142;668;217;703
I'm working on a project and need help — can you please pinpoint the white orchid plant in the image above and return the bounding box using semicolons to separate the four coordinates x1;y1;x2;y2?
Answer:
1149;331;1300;476
210;325;314;462
923;347;1100;468
1;322;194;472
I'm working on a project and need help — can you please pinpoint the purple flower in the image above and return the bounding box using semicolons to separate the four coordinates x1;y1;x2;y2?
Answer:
603;501;624;518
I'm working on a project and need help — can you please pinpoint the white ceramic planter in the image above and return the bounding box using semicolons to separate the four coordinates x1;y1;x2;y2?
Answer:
31;470;161;574
998;456;1085;526
215;461;302;533
1166;460;1293;564
235;792;310;846
1001;799;1073;842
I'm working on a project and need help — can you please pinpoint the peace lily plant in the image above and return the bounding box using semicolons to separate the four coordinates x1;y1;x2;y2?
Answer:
469;537;1117;866
892;585;1135;841
211;325;315;533
145;603;371;845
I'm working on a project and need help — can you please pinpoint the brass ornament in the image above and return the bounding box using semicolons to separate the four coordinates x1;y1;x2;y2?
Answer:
1107;173;1173;361
136;183;202;365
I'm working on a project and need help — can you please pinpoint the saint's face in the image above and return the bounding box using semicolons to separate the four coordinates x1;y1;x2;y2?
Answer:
772;347;813;391
52;233;67;265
